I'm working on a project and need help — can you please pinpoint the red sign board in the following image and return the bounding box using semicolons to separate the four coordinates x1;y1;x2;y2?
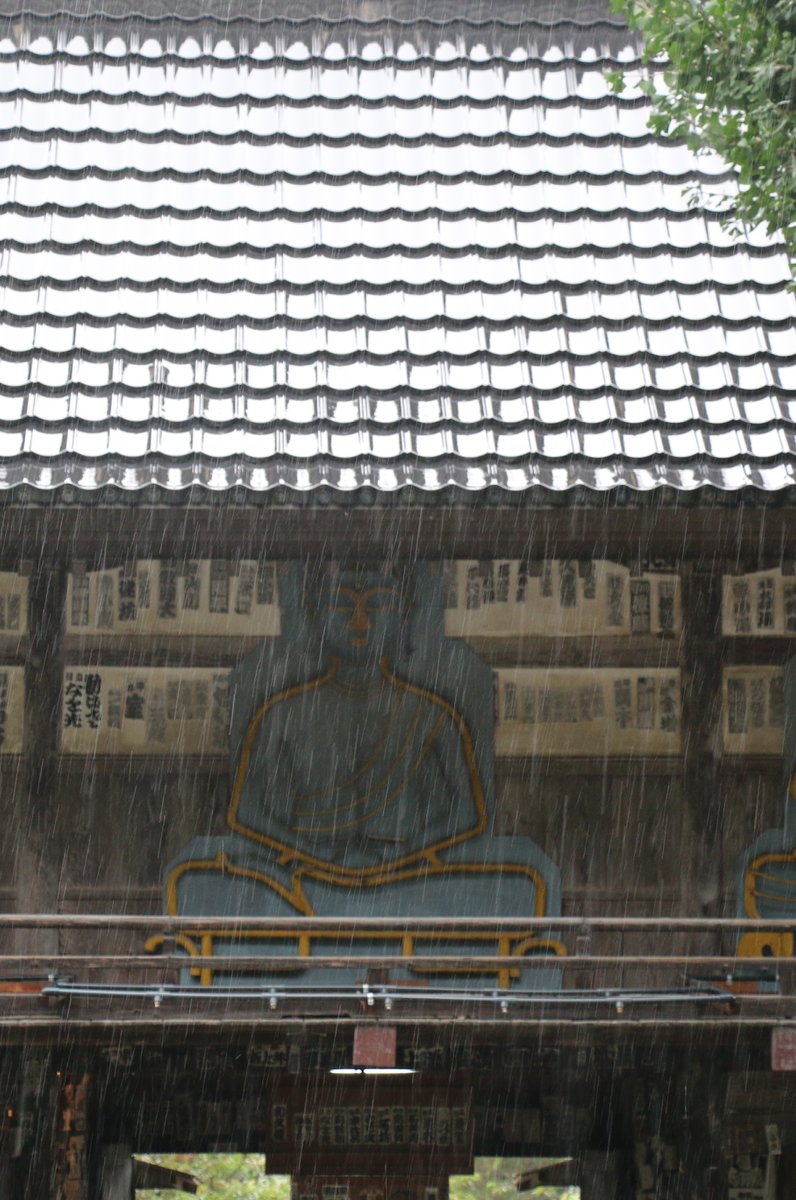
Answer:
771;1027;796;1071
353;1027;397;1068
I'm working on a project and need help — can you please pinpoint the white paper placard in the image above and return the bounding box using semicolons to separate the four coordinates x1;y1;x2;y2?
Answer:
0;573;27;635
443;560;679;639
495;668;681;756
723;568;796;636
61;666;231;755
66;559;280;637
722;666;784;755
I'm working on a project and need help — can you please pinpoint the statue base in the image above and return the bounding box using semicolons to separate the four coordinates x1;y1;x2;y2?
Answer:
735;827;796;972
160;835;563;989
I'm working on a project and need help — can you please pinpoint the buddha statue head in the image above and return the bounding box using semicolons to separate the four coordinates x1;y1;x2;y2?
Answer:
307;567;410;667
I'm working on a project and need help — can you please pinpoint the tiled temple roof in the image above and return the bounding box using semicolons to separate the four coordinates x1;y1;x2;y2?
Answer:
0;0;795;493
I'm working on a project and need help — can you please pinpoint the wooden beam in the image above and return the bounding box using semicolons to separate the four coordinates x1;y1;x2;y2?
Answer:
515;1160;576;1190
0;501;793;567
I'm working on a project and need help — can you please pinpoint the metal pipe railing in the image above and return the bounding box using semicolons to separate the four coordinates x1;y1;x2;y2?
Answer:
0;954;793;971
0;914;794;930
0;915;791;1011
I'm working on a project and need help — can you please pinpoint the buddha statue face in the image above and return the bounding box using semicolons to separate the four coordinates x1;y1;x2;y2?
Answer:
315;572;403;665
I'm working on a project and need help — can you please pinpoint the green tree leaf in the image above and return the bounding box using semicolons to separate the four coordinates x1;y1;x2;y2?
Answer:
610;0;796;265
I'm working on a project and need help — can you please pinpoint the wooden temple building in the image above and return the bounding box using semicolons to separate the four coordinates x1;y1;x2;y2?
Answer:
0;0;795;1195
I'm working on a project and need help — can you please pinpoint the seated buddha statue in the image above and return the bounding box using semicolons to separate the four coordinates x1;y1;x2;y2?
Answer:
737;781;796;962
163;564;562;986
735;658;796;966
227;571;487;873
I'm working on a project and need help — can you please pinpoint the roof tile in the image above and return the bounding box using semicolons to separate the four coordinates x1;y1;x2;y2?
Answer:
0;1;794;492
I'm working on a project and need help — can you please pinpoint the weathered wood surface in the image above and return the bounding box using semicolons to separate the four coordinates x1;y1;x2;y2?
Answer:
0;502;793;564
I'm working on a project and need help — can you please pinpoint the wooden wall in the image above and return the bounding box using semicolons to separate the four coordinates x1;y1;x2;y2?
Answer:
0;502;790;947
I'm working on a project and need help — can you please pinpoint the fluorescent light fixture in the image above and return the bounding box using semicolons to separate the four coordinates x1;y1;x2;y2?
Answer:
329;1067;415;1076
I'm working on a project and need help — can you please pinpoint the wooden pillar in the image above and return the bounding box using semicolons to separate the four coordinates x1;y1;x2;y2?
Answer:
777;1154;796;1199
620;1065;724;1200
679;561;725;930
15;566;66;956
574;1152;622;1200
14;1050;59;1200
0;1048;26;1200
52;1070;94;1200
6;1055;98;1200
671;1061;725;1200
97;1145;134;1200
